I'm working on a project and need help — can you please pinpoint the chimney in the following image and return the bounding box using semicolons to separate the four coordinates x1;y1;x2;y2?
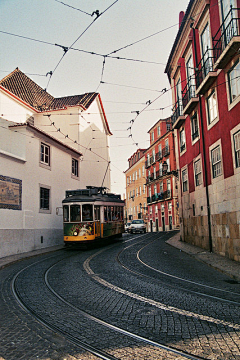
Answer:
179;11;185;28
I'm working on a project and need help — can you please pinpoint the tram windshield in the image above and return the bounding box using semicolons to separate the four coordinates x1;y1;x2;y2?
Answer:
70;205;81;222
82;204;93;221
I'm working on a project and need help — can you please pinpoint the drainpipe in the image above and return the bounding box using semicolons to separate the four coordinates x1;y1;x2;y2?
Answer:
191;24;213;253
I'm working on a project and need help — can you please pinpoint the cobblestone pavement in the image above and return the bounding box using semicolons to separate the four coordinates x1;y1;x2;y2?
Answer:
0;231;240;359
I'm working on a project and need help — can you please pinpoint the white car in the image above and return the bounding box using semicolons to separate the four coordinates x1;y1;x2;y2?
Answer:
125;222;132;232
129;220;146;234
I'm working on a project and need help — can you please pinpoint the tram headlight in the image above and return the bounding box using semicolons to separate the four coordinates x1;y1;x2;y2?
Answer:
73;231;78;236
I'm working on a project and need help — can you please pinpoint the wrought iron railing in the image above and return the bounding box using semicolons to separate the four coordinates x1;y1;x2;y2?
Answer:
182;79;196;109
156;151;163;161
213;7;240;62
172;99;184;125
147;190;172;204
196;48;215;87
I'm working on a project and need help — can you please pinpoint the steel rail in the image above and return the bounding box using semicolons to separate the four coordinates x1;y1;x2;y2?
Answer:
117;234;240;306
44;257;204;360
11;255;119;360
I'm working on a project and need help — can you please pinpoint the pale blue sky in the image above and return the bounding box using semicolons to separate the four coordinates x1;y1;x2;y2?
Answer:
0;0;189;195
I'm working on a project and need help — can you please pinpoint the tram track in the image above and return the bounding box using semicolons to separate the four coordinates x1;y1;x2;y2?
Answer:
117;234;240;306
9;233;240;359
11;246;204;360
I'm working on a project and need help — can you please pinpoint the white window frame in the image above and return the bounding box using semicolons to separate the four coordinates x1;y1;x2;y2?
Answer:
209;140;224;182
191;111;200;144
182;166;188;193
193;156;203;188
40;142;51;169
230;123;240;174
39;184;51;214
206;88;219;130
228;59;240;105
71;158;79;178
179;127;186;155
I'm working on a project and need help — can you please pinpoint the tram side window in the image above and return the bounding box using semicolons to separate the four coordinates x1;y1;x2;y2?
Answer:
70;205;81;222
94;206;100;221
104;206;108;222
113;206;118;220
120;207;123;220
63;205;69;222
82;204;93;221
108;206;112;221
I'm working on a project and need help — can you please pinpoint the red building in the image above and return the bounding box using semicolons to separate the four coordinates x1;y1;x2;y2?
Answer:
165;0;240;261
145;117;179;232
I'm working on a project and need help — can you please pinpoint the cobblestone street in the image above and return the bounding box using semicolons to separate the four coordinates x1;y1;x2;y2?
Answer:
0;232;240;359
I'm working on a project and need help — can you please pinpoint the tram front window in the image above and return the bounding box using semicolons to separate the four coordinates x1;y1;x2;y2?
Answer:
82;204;93;221
70;205;81;222
63;205;69;222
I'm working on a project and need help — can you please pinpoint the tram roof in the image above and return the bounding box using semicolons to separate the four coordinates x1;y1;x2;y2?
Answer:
62;187;124;204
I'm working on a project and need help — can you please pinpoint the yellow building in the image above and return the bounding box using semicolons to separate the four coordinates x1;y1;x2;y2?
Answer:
125;149;147;223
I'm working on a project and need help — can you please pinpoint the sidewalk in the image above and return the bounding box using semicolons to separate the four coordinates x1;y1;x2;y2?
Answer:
0;245;64;270
166;233;240;282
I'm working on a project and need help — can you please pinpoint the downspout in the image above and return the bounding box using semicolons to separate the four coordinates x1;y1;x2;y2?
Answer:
191;24;213;252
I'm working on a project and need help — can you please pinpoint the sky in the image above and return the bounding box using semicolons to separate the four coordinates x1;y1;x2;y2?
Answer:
0;0;190;196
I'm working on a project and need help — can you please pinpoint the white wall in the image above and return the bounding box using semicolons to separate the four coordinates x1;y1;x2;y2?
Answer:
0;122;81;257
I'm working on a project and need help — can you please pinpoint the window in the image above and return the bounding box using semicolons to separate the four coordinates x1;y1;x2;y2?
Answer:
40;186;50;211
153;149;155;162
194;159;202;186
186;54;196;98
139;186;141;196
200;23;213;76
211;145;222;178
70;205;81;222
207;90;217;124
160;181;163;191
180;128;186;152
165;138;169;153
40;143;50;166
191;112;199;141
157;126;161;136
151;132;154;142
142;165;144;176
182;168;188;192
228;60;240;103
72;158;79;177
167;122;171;131
233;130;240;168
139;168;141;178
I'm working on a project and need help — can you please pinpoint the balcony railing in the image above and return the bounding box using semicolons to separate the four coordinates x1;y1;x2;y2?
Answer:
162;146;170;157
147;190;172;204
213;7;240;65
145;159;151;168
171;99;184;126
196;48;215;84
182;80;196;108
156;151;162;161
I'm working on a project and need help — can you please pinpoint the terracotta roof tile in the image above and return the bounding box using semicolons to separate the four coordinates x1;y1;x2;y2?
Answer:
0;68;98;111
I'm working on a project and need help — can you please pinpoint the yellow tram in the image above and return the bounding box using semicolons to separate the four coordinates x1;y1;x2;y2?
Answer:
62;186;125;245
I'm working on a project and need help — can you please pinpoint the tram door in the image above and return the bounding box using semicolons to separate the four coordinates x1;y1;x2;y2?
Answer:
94;206;101;237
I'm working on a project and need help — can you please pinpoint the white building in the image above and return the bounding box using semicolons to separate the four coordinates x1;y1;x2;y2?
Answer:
0;68;112;257
0;118;83;257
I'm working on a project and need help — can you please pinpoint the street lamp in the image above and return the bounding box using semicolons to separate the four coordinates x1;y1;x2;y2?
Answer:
162;161;168;173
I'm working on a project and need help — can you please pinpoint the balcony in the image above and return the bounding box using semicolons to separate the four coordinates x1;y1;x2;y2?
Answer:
156;151;163;161
195;49;218;95
145;159;151;168
182;81;199;115
171;100;186;129
147;190;172;204
213;7;240;69
150;155;156;165
162;146;170;157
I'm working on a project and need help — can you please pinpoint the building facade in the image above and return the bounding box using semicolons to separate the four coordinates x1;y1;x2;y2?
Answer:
145;118;179;232
0;68;112;190
165;0;240;261
0;69;112;257
0;118;82;257
125;149;147;223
